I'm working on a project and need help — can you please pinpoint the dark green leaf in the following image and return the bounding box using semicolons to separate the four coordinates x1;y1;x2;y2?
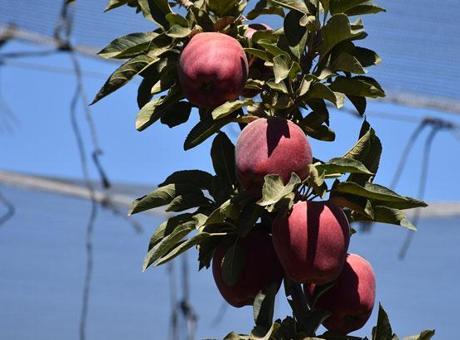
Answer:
165;12;189;27
284;10;307;47
105;0;129;11
137;0;171;28
92;55;158;104
372;304;395;340
372;206;417;230
221;242;245;286
244;48;271;62
347;95;367;115
319;14;366;58
137;77;156;109
204;199;240;227
331;52;366;74
160;101;192;128
184;115;236;150
208;0;239;16
330;76;385;98
306;83;344;108
166;191;210;212
354;46;381;67
136;86;183;131
211;133;236;188
252;282;279;337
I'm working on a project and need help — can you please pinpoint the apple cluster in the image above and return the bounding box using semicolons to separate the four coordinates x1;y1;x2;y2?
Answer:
178;29;376;336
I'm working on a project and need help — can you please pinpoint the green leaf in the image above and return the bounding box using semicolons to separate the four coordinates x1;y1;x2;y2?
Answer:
284;10;307;47
257;173;301;207
98;32;157;59
208;0;239;16
155;232;213;266
137;0;172;28
306;83;344;108
403;330;436;340
160;101;192;128
211;133;236;188
165;13;189;27
346;4;386;16
212;99;253;120
129;183;205;215
247;0;285;19
372;304;395;340
166;191;210;212
271;0;309;13
333;182;427;209
319;14;366;58
347;95;367;115
143;222;195;270
136;87;183;131
267;81;289;94
273;54;291;83
165;25;192;38
184;115;236;150
147;213;194;251
372;206;417;230
316;157;373;176
344;120;382;182
244;48;271;62
330;76;385;98
331;52;366;74
150;63;176;94
204;199;240;227
137;76;155;109
354;46;381;67
221;242;245;286
92;55;158;104
252;282;279;338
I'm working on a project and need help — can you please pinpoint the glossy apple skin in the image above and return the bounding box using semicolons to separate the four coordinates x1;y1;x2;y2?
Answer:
272;200;350;284
310;253;376;335
178;32;248;108
235;117;312;193
212;230;284;308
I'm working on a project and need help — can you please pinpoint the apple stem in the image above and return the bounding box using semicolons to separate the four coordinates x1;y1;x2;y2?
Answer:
284;279;314;335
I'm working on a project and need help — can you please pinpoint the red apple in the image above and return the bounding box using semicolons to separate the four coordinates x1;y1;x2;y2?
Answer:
310;253;376;335
272;200;350;284
212;230;284;307
178;32;249;108
235;117;312;193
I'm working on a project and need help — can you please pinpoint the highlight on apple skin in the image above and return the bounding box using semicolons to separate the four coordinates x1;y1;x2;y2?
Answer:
178;32;249;109
272;200;350;284
212;230;284;308
235;117;313;194
310;253;376;335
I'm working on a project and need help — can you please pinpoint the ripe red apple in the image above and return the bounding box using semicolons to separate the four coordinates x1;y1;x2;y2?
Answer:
272;200;350;284
178;32;249;108
235;117;312;193
310;253;376;335
212;230;284;308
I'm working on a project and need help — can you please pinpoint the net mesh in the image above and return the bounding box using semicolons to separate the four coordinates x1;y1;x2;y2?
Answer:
0;0;459;105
